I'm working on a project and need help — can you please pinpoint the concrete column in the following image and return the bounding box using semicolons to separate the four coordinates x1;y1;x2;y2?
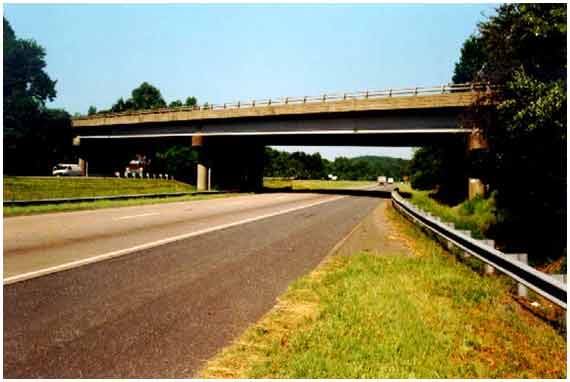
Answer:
192;135;208;191
467;128;488;200
78;158;87;177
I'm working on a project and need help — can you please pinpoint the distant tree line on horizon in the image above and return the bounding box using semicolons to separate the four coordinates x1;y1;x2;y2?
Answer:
263;147;408;181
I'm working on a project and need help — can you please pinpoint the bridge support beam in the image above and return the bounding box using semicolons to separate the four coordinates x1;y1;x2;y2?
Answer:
467;128;488;200
192;135;209;191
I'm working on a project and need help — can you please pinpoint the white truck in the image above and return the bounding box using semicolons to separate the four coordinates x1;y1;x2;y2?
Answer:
52;163;82;176
377;176;387;185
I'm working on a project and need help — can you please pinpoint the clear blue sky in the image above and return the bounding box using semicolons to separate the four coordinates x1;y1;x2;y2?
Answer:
3;3;495;160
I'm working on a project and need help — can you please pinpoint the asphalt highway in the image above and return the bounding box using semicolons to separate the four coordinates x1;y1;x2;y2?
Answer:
4;191;383;378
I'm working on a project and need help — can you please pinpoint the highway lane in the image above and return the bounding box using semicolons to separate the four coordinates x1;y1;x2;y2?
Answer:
4;192;353;280
4;192;383;378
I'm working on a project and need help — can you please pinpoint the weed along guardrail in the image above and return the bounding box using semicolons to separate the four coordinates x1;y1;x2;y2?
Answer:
391;191;567;309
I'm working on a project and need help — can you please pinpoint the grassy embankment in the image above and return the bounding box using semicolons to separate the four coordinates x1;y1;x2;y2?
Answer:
397;183;496;239
3;176;237;216
264;178;376;190
200;203;566;379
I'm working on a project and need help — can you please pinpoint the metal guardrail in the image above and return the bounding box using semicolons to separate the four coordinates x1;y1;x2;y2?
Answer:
4;191;228;207
75;82;495;120
391;191;567;309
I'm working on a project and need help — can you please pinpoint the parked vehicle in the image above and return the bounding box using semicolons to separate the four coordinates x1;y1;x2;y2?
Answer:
377;176;387;185
52;163;82;176
387;177;394;184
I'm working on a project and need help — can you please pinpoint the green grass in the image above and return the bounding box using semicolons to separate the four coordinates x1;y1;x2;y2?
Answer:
200;205;566;379
264;179;375;190
3;193;243;217
3;176;196;201
398;183;496;239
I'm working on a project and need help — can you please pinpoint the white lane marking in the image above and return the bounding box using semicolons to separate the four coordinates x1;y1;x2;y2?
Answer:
113;212;160;221
4;194;346;285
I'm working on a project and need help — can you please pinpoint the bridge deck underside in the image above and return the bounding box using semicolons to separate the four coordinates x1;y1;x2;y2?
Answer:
77;108;471;147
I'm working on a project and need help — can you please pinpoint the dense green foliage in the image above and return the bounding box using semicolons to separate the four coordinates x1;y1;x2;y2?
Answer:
408;4;566;263
93;83;199;114
3;17;73;175
264;147;408;181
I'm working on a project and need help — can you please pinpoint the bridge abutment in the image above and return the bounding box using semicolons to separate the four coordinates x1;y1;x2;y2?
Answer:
192;135;209;191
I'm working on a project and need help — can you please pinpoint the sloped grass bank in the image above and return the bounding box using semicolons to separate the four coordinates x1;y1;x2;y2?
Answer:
199;205;566;379
4;176;195;201
398;183;496;239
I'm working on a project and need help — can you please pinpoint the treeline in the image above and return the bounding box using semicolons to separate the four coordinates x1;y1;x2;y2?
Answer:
407;4;566;265
264;147;408;180
3;18;74;175
87;82;198;115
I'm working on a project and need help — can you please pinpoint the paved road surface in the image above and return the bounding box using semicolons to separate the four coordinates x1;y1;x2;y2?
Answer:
4;191;383;378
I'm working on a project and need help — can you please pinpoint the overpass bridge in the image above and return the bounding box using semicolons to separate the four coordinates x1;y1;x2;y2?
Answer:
71;83;492;191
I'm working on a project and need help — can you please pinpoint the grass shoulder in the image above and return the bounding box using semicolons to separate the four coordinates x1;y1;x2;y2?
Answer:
264;178;375;190
199;203;566;379
4;176;196;201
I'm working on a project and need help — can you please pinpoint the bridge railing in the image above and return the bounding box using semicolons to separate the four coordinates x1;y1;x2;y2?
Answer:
391;190;566;309
76;82;494;120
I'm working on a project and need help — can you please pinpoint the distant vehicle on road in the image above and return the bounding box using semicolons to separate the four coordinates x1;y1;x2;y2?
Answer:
387;177;394;184
377;176;387;185
52;163;81;177
125;155;150;178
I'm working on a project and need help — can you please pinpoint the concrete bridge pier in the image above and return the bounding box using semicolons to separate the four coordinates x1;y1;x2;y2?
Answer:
192;135;209;191
467;128;488;200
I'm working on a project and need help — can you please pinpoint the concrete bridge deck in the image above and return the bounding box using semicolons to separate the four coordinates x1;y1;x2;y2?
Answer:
72;84;490;130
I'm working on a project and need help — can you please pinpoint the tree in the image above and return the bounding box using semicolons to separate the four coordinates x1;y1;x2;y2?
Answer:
4;17;71;175
185;96;197;107
420;4;567;263
169;100;183;108
452;35;487;84
87;105;97;115
130;82;166;110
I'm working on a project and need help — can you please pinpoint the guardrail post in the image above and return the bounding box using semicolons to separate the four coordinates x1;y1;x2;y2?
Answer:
478;239;496;274
504;253;529;298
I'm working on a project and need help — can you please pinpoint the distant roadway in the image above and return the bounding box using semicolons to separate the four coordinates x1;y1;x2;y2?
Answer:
4;188;384;378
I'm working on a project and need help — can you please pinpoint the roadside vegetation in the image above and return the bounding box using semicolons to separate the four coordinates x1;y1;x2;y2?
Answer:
3;176;196;201
264;178;375;190
398;183;496;240
200;204;566;379
406;4;566;267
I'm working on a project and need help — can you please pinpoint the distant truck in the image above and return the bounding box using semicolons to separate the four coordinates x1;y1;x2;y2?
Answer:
387;177;394;184
377;176;387;185
124;155;151;178
52;163;82;176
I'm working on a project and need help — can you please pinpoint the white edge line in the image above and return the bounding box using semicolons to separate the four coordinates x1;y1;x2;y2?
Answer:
113;212;160;221
4;194;346;285
77;129;472;139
